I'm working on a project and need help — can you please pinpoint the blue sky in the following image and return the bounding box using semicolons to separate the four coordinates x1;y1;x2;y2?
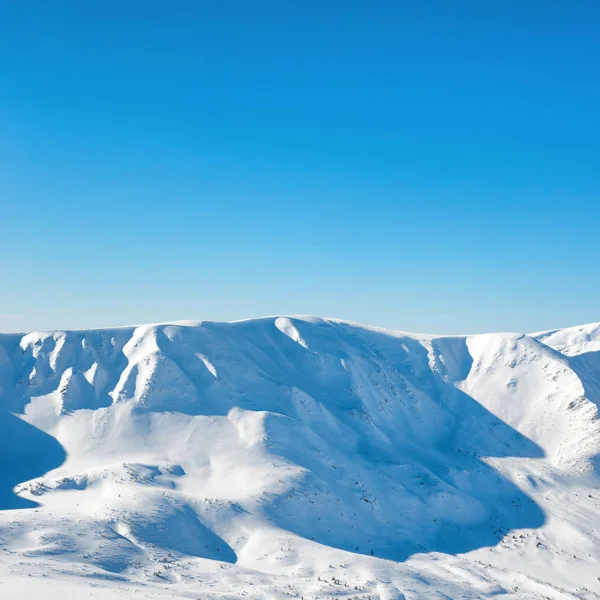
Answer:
1;1;599;334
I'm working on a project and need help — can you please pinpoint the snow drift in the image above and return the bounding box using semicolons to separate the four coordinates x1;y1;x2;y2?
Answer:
0;317;599;599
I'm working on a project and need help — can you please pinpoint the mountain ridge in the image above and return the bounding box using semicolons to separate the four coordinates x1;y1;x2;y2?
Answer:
6;313;600;338
0;316;599;599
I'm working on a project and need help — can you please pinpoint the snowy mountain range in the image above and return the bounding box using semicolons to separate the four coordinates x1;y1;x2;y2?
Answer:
1;316;599;599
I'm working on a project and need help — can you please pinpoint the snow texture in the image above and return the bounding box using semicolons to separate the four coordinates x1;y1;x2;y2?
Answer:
0;316;599;599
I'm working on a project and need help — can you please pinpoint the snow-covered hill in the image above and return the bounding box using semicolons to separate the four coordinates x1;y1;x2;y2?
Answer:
1;317;599;599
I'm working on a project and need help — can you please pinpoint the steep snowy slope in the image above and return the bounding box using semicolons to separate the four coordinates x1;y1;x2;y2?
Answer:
0;317;599;599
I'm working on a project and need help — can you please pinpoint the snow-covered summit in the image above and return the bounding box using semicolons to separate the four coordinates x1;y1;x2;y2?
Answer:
533;320;600;355
0;316;599;599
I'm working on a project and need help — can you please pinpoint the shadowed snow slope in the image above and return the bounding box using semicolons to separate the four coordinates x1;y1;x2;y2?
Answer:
0;317;599;599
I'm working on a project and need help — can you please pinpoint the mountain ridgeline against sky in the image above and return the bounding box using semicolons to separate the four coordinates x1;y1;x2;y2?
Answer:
0;317;599;599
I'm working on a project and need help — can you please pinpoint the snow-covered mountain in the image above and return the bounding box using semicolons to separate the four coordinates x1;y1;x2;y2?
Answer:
1;317;599;599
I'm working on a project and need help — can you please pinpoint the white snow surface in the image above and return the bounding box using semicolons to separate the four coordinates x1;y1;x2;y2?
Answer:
0;316;599;599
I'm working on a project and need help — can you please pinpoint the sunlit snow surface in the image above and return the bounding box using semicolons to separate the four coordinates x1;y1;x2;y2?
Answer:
1;316;599;599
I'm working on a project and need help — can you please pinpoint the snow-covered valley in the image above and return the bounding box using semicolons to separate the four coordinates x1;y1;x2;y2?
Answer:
0;316;599;599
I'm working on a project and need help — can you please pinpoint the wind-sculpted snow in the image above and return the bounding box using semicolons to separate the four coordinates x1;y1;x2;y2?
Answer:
0;317;599;599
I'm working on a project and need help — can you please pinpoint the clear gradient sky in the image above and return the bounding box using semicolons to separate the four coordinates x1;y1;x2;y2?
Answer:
1;1;599;334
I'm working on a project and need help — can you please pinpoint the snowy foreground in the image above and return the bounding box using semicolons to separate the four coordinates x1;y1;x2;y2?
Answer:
0;317;599;600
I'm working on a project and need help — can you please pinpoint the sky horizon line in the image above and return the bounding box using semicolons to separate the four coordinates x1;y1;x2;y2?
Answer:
1;311;597;338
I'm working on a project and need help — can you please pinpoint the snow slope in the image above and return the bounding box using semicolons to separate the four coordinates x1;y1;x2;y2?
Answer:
0;317;599;599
